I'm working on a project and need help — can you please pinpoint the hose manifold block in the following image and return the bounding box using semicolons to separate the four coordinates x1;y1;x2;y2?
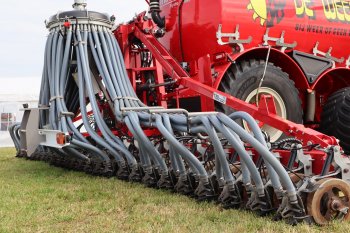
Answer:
46;10;113;31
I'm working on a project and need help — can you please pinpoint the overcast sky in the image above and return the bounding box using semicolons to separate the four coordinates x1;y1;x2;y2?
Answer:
0;0;148;95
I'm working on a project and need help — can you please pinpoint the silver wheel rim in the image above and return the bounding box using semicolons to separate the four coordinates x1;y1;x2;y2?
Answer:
244;87;287;142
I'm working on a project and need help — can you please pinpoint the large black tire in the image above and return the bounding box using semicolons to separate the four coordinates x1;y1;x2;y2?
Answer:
320;87;350;153
215;59;303;142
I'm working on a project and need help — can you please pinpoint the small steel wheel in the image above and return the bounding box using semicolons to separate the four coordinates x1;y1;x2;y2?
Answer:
307;178;350;225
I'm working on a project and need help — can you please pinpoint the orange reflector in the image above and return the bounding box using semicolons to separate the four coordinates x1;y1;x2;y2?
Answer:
56;133;66;145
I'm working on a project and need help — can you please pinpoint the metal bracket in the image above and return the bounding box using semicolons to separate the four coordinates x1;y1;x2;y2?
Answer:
295;145;313;177
263;29;297;52
19;107;70;157
274;152;281;161
38;130;71;148
216;24;252;52
59;111;75;118
297;177;320;194
121;106;164;114
313;42;344;67
333;146;350;183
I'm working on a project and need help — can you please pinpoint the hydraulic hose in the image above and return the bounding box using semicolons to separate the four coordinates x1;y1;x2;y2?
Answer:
149;0;165;28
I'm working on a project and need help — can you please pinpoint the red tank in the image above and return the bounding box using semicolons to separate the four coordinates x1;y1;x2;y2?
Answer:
160;0;350;66
151;0;350;148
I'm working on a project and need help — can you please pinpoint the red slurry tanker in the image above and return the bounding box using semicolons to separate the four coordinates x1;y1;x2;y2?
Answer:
11;0;350;226
129;0;350;146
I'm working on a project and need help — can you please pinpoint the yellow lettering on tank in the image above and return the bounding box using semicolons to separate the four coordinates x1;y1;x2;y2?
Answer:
294;0;305;15
342;0;350;21
323;0;338;20
335;0;345;21
304;0;315;16
294;0;315;17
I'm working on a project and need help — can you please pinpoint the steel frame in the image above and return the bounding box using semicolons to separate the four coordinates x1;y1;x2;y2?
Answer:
115;16;340;150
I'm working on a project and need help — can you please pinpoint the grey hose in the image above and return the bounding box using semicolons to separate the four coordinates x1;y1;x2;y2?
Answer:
75;39;123;164
124;116;152;169
208;115;265;196
229;111;282;190
77;27;138;166
127;112;168;173
218;113;297;202
89;27;161;169
200;116;234;184
154;114;207;180
162;114;186;175
70;139;109;161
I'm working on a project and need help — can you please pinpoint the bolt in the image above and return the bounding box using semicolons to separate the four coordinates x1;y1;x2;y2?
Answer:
344;169;349;174
330;199;344;211
306;165;311;170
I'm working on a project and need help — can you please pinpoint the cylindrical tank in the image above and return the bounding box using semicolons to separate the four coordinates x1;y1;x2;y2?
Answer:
159;0;350;66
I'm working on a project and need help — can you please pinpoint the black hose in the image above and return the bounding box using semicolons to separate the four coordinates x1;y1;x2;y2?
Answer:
149;0;165;28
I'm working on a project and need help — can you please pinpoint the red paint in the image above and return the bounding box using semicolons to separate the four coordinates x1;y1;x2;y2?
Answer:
160;0;350;67
106;1;350;175
156;0;350;127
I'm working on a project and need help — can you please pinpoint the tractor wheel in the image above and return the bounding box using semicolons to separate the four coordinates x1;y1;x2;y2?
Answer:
320;87;350;153
216;59;303;142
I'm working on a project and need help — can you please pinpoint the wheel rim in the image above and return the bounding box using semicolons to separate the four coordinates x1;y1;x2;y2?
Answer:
307;178;350;225
244;87;287;142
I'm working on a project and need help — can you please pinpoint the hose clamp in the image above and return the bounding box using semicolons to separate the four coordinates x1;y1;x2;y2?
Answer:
59;112;75;118
112;96;139;102
50;96;64;102
150;113;155;127
74;40;87;46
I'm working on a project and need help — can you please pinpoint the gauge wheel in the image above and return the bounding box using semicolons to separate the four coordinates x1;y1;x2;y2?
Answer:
307;178;350;225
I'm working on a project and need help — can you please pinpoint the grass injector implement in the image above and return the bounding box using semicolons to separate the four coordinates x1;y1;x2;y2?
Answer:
10;0;350;225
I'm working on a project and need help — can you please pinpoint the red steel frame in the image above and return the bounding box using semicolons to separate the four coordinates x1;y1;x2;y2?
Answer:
114;16;339;150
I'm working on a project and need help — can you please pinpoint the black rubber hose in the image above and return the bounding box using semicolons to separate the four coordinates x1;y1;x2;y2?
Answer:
149;0;165;28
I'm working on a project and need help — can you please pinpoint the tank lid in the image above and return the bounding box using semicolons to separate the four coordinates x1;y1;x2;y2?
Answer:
46;0;114;29
46;10;114;29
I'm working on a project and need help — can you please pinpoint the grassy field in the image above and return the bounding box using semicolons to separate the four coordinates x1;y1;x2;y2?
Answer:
0;148;349;233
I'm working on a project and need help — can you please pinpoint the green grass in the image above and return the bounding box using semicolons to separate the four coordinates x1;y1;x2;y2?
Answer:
0;148;349;233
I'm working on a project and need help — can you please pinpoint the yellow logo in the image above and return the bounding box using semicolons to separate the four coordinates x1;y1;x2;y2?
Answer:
247;0;267;26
